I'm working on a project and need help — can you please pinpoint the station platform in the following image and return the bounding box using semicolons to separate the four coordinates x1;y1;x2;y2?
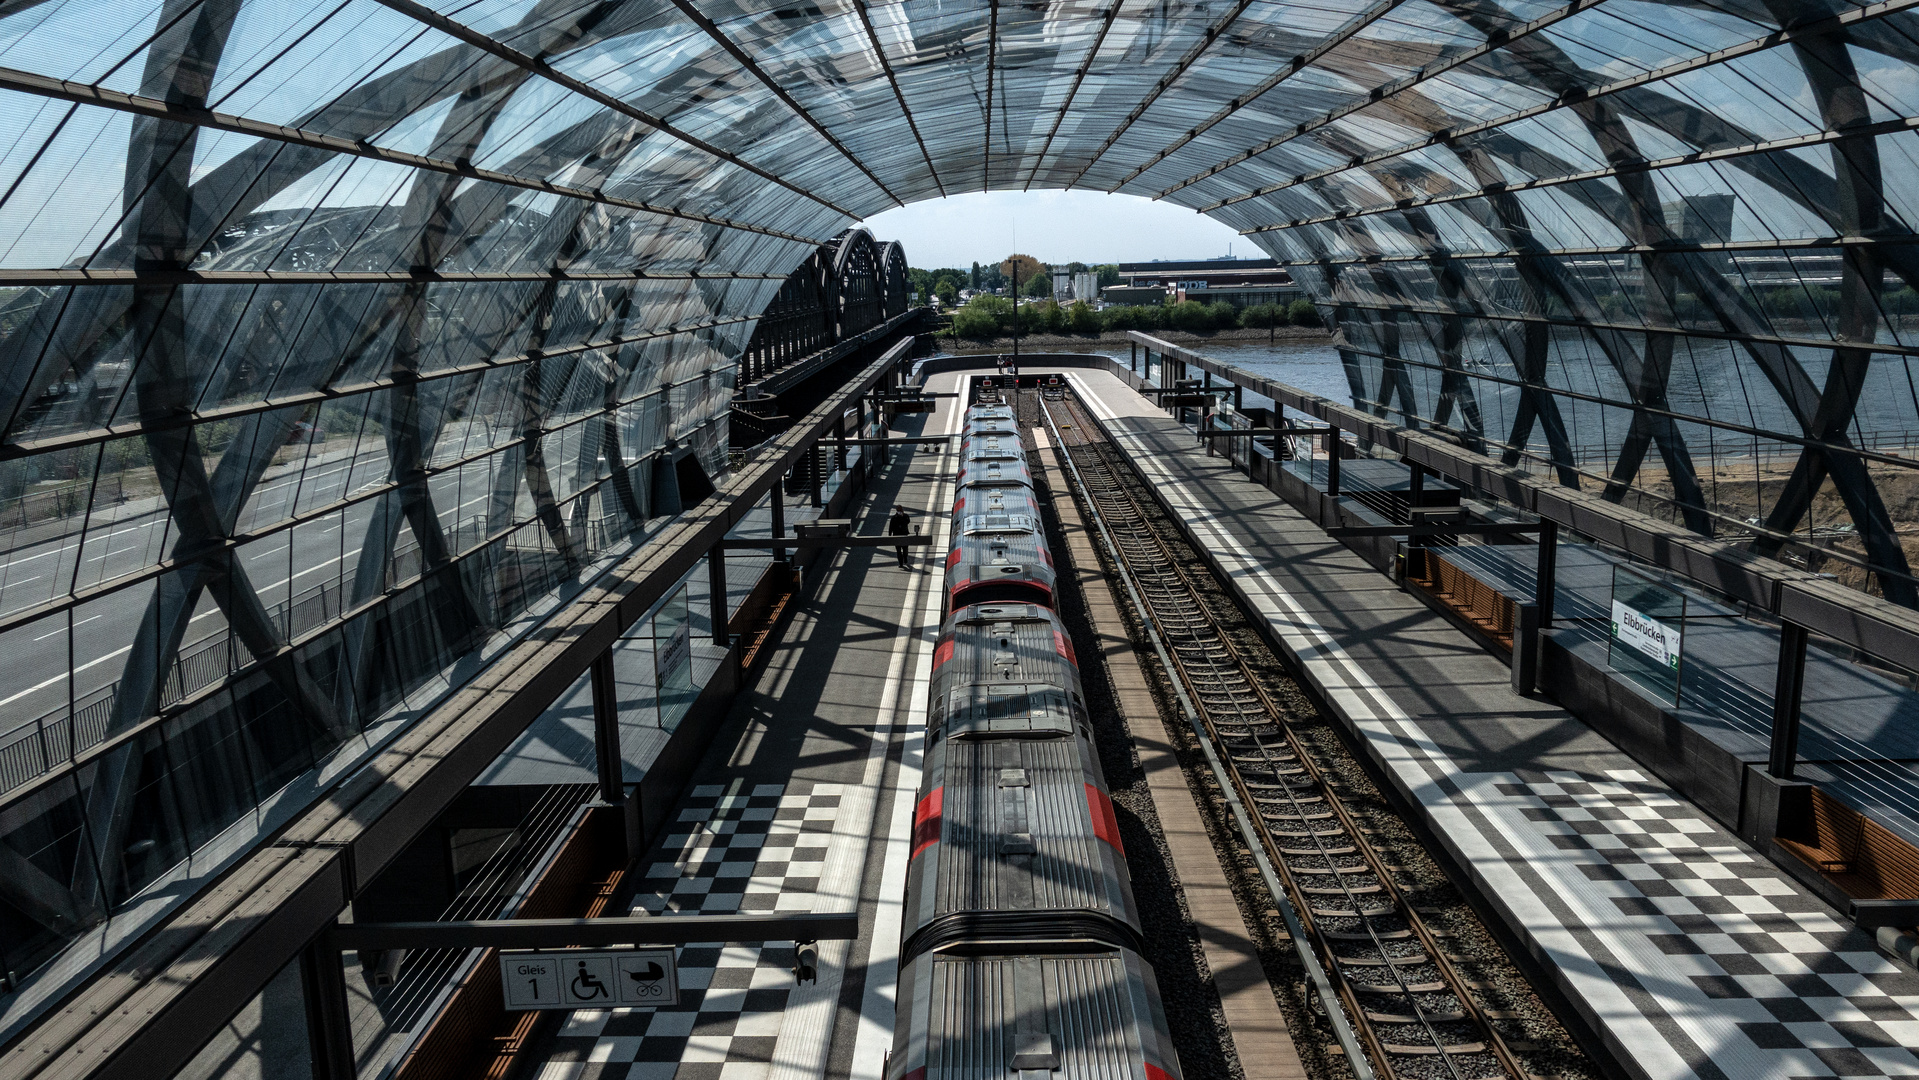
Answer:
1063;369;1919;1080
522;380;959;1079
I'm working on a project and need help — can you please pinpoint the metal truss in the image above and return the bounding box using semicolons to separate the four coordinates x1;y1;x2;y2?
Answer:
1110;0;1407;191
1021;3;1119;190
367;0;861;219
1206;0;1919;214
851;0;947;197
0;65;823;245
1057;0;1259;188
664;0;902;208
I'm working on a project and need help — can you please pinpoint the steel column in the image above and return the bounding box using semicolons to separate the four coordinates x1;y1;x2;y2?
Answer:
590;649;623;805
300;937;355;1080
1535;521;1558;630
709;546;729;646
1770;622;1810;779
771;484;788;565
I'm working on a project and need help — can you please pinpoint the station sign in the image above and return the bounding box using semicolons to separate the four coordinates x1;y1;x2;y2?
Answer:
499;948;679;1010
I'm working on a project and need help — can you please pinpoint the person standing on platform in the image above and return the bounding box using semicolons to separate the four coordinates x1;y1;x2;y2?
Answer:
888;505;913;568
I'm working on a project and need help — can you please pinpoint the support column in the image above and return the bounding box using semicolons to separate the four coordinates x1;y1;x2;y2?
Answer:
301;935;355;1080
771;483;787;566
709;546;729;646
590;649;622;805
1770;622;1809;779
1406;460;1424;525
1512;602;1541;695
1326;435;1341;498
1535;521;1558;630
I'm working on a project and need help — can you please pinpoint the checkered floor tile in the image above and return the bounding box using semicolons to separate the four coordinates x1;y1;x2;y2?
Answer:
536;781;844;1080
1488;768;1919;1079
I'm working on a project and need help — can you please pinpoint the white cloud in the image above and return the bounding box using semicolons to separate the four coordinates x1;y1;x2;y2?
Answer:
857;189;1248;268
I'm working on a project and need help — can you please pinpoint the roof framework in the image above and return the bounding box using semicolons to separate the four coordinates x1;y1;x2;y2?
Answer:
3;0;1919;1061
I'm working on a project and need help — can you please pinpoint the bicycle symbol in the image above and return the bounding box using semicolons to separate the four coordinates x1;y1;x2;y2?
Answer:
570;960;610;1001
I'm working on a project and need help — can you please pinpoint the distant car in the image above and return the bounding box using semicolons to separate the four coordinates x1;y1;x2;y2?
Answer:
287;421;326;445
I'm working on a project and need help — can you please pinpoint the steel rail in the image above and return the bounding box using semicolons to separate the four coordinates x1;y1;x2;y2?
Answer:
1036;394;1378;1080
1049;389;1541;1080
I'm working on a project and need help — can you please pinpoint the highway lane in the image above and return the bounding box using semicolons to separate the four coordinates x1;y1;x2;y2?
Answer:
0;440;539;742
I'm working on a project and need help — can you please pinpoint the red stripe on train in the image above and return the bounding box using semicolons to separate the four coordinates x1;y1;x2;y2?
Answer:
911;787;944;860
1085;783;1124;856
1145;1064;1174;1080
932;640;954;670
1054;630;1077;667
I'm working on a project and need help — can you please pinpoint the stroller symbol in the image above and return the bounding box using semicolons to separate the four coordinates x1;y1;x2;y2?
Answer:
570;961;610;1000
629;961;665;983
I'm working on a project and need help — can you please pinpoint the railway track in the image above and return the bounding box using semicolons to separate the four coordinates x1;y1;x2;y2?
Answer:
1038;389;1590;1080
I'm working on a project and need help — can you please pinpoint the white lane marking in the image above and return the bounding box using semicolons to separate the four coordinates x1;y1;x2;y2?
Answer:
0;643;135;708
1069;371;1717;1080
844;383;958;1080
33;614;98;641
771;394;957;1080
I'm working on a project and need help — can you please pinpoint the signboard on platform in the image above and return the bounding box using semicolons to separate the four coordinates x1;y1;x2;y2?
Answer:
500;948;679;1010
1610;600;1679;669
656;620;691;687
1606;565;1686;703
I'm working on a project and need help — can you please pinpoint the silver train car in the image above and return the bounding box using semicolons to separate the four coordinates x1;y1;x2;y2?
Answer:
944;492;1056;609
947;407;1054;609
886;406;1184;1080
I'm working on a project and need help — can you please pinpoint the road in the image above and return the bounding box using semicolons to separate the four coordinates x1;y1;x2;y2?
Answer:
0;440;515;740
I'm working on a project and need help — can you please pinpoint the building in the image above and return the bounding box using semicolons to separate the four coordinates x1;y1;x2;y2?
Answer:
1073;272;1100;305
1119;259;1305;308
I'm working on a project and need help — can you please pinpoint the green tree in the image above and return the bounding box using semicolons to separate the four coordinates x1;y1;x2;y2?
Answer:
952;294;1013;338
1065;300;1100;334
1286;298;1323;327
970;261;981;289
1096;264;1121;289
1033;299;1065;334
1239;302;1286;328
1022;272;1052;298
934;277;959;305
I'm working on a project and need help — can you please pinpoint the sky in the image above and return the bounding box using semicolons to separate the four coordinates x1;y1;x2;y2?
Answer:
856;190;1253;270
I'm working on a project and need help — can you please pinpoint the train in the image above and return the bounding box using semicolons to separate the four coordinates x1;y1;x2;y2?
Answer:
887;384;1184;1080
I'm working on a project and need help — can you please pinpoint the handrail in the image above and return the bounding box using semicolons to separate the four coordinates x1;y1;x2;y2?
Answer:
1126;331;1919;673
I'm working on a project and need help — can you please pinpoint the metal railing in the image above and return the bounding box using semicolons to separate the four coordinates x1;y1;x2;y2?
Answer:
0;512;639;795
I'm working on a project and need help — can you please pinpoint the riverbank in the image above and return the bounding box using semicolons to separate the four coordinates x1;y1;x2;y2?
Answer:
931;325;1335;353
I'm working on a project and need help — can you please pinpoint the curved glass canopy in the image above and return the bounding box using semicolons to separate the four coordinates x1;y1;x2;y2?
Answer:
0;0;1916;981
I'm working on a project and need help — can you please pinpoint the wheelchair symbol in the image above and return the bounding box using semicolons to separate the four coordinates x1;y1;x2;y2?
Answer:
570;960;610;1001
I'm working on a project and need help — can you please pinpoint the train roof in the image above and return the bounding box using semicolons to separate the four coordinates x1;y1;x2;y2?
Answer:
891;951;1183;1080
937;682;1078;738
957;456;1033;490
